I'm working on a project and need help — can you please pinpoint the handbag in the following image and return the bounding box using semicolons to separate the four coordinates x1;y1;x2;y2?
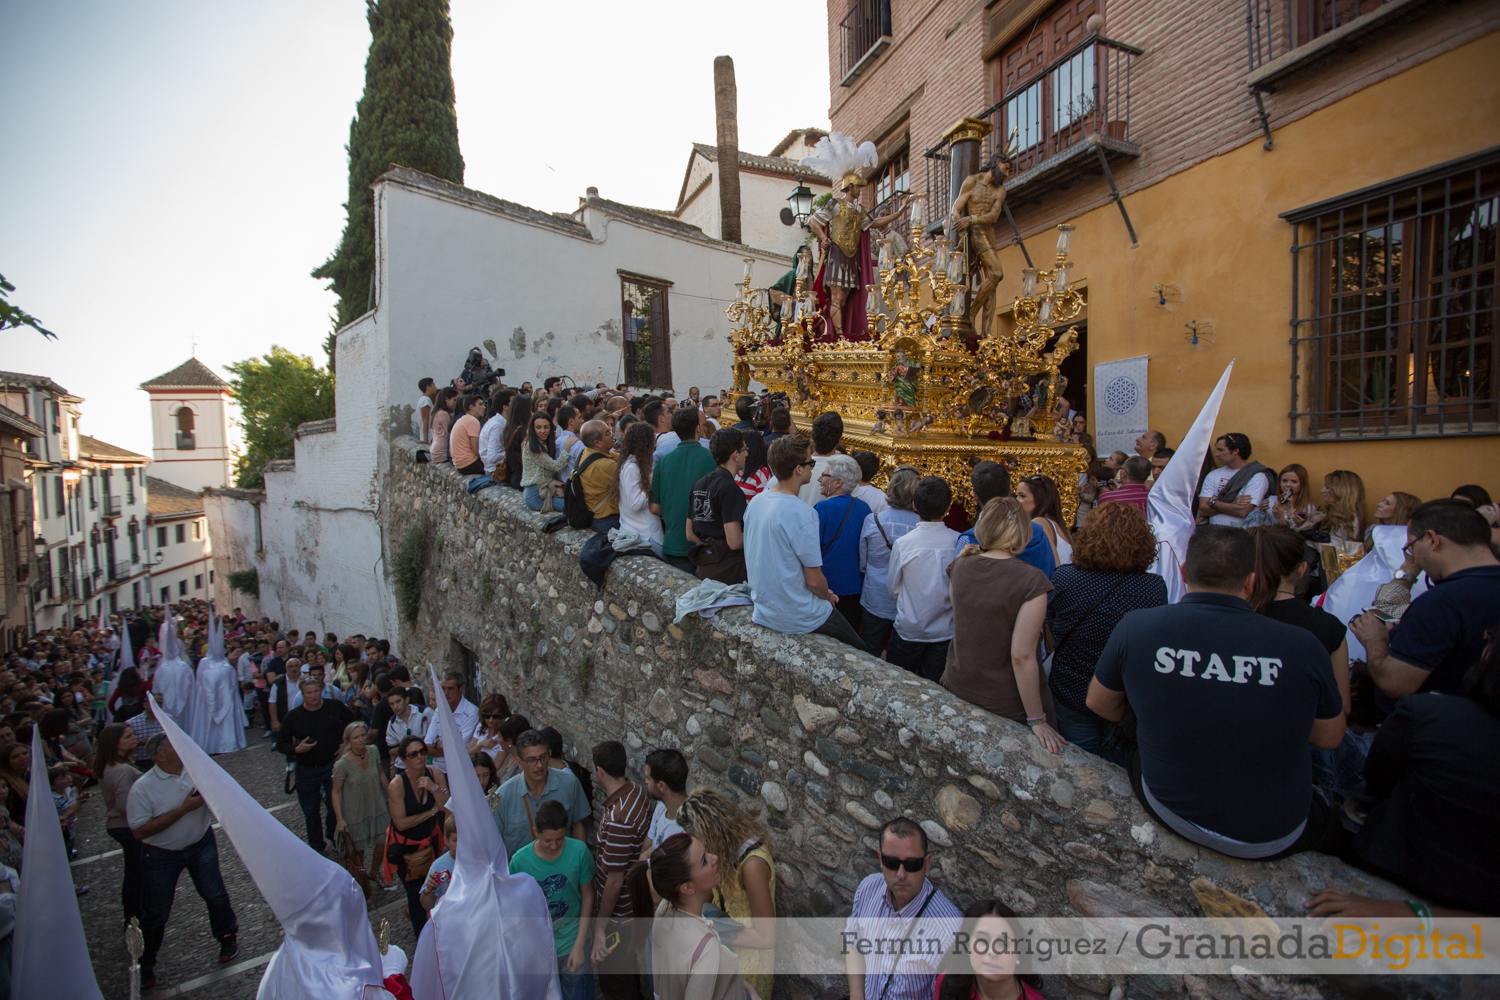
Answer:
335;829;373;900
688;536;747;583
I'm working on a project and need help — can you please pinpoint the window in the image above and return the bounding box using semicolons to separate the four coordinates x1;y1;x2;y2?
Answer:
54;477;64;519
50;400;59;433
175;524;186;544
193;520;202;541
39;480;47;520
194;574;203;590
209;569;214;584
176;406;196;450
839;0;892;85
254;505;263;554
157;526;168;548
161;586;169;604
178;580;188;597
1288;152;1498;439
620;277;672;388
125;468;135;504
129;522;140;563
133;582;140;608
873;149;910;215
110;592;118;612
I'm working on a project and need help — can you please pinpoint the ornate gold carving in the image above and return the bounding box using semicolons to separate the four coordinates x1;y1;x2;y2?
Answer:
941;116;995;146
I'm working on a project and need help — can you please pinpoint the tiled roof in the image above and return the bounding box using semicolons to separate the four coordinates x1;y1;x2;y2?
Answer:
139;358;231;391
0;370;73;398
677;144;832;212
377;166;592;240
0;405;44;439
78;435;148;463
146;476;205;516
768;127;829;158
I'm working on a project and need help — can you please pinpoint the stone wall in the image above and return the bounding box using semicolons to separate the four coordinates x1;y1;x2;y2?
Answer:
383;437;1410;1000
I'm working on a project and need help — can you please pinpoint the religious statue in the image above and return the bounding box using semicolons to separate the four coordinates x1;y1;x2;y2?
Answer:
947;137;1016;338
800;133;909;341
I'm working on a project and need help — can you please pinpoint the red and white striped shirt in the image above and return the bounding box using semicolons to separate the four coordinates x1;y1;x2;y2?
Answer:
595;780;651;921
737;467;772;502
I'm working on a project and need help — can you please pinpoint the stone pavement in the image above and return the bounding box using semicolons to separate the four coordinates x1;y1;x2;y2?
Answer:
70;725;416;999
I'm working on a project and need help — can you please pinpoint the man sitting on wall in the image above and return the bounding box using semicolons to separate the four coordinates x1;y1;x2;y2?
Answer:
1087;525;1347;860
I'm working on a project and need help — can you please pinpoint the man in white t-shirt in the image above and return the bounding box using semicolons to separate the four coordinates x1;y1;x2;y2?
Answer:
413;377;437;444
423;671;480;773
798;412;844;507
639;748;689;859
1197;433;1271;528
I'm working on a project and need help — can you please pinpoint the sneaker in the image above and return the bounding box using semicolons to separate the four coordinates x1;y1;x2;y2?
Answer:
74;884;90;896
262;730;272;739
140;971;158;989
219;933;240;964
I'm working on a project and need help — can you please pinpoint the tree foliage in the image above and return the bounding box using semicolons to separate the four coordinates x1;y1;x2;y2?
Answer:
313;0;464;328
1;273;57;339
226;347;335;488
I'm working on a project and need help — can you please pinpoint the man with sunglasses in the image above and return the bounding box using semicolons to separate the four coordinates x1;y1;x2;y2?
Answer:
492;729;590;857
845;818;962;1000
1352;499;1500;708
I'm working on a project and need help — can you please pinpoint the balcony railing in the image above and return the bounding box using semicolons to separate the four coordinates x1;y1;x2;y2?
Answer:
839;0;891;86
924;34;1141;216
1246;0;1434;90
177;431;196;450
103;494;122;517
110;560;134;582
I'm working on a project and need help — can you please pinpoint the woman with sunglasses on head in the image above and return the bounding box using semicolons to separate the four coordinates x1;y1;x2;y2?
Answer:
630;832;763;1000
385;734;449;939
470;693;512;762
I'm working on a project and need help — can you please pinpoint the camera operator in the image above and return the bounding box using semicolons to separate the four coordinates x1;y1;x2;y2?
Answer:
456;348;502;396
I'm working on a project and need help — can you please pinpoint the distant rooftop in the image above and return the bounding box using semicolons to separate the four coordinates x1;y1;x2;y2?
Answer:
0;405;44;440
146;476;204;516
78;435;149;464
140;358;232;391
0;370;75;399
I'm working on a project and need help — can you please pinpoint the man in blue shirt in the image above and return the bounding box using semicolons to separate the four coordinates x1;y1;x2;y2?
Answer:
953;461;1056;576
1352;499;1500;707
744;435;866;649
816;454;873;637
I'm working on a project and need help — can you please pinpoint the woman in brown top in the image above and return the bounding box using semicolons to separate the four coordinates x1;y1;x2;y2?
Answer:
943;497;1064;753
94;723;145;927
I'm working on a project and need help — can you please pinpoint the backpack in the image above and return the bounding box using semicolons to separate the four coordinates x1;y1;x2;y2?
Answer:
562;452;609;529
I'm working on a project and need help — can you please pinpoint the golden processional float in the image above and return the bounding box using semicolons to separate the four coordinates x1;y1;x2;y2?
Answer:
726;135;1089;521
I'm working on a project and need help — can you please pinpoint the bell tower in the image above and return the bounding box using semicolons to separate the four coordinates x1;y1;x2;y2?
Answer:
140;358;235;490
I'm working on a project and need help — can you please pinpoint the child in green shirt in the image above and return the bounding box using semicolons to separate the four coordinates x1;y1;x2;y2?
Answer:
508;800;596;1000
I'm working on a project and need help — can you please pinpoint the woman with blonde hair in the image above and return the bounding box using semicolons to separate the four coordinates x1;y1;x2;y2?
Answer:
332;721;390;885
943;498;1063;752
1266;464;1316;526
675;786;777;1000
1295;470;1367;546
1365;491;1421;548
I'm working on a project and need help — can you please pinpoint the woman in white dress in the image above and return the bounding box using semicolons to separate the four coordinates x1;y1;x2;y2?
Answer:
607;422;665;555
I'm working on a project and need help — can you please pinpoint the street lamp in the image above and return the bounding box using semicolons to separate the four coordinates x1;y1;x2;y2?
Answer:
780;181;816;227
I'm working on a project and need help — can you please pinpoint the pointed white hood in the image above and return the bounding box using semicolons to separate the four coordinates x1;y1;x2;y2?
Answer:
106;623;135;703
149;704;386;998
409;667;561;1000
1147;361;1235;603
13;729;104;999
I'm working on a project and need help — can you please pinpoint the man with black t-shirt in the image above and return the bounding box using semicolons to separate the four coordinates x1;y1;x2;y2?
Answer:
275;678;355;854
686;428;749;583
1087;525;1346;860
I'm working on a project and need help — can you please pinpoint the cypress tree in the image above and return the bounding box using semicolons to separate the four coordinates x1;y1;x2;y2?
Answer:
314;0;464;327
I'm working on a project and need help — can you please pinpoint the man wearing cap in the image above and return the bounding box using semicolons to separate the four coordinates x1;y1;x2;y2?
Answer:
128;733;239;988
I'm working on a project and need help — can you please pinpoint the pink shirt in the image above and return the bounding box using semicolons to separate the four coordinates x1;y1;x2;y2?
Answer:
429;409;452;462
450;414;482;469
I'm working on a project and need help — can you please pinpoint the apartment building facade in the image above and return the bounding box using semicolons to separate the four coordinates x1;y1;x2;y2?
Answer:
0;371;152;634
825;0;1500;503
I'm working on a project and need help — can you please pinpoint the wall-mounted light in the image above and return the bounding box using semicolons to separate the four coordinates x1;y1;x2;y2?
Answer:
780;181;816;227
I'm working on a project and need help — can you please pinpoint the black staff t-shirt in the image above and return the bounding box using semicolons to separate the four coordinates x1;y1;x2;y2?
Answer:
1094;592;1342;844
689;467;747;541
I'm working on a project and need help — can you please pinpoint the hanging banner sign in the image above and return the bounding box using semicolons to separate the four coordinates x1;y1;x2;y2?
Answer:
1093;355;1149;458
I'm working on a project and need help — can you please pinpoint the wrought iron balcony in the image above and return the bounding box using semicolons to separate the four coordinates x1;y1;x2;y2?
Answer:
1246;0;1439;91
924;34;1141;216
103;494;122;517
839;0;891;87
111;560;133;581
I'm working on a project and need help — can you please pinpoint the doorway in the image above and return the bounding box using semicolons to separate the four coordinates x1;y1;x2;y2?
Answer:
447;636;481;704
621;276;672;388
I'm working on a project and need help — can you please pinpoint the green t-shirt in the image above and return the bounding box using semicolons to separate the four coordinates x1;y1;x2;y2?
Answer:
509;837;596;957
651;441;718;557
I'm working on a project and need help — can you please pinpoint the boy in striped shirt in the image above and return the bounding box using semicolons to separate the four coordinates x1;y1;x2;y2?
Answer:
589;740;651;1000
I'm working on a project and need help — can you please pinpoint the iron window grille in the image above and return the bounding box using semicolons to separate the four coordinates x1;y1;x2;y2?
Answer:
1284;147;1498;440
840;0;892;86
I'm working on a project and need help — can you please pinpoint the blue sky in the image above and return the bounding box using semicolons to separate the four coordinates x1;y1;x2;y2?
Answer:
1;0;829;453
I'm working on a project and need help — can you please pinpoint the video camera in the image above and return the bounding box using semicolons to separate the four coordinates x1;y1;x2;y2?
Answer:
461;348;504;395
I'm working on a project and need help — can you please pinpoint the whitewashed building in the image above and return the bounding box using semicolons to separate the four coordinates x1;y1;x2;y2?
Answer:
1;371;152;628
672;127;831;258
216;165;793;641
140;358;236;492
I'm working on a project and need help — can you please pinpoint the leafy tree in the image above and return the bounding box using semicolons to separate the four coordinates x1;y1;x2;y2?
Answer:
313;0;464;328
1;273;57;339
226;347;335;488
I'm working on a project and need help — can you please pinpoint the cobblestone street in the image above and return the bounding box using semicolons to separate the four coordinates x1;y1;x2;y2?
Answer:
71;725;417;999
